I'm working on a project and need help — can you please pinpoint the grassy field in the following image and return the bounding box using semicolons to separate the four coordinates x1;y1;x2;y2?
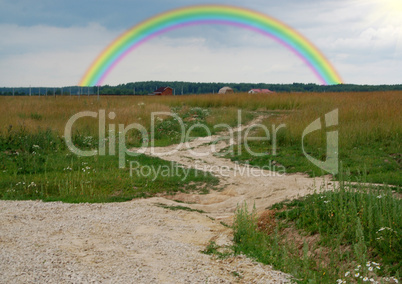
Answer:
220;91;401;186
0;96;233;202
0;92;400;202
0;92;400;282
0;128;219;202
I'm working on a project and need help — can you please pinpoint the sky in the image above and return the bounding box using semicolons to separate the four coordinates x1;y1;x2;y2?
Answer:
0;0;401;87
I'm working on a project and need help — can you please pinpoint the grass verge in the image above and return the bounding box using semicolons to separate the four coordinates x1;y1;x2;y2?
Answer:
232;180;401;283
0;129;218;203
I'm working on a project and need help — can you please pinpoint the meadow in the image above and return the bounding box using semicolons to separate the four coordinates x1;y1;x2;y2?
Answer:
0;91;400;282
1;91;400;186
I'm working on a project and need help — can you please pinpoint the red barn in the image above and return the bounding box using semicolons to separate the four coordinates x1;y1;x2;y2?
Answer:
153;87;173;96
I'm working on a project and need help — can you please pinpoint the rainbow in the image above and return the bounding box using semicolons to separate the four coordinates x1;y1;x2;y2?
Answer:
79;5;343;86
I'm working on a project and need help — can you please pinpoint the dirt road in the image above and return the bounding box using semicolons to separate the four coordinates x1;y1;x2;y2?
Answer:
0;116;331;283
136;116;331;222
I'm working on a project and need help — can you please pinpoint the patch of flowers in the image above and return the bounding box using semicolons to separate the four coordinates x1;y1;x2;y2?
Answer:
336;261;399;284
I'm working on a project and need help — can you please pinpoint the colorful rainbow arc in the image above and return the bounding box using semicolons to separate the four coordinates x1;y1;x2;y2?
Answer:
79;5;343;86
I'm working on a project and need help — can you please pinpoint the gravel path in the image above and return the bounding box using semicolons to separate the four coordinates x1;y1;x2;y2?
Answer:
0;116;329;283
0;199;291;283
133;116;331;222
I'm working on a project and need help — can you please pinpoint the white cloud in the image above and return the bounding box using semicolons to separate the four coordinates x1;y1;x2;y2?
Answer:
0;23;113;53
327;26;402;52
1;0;401;87
0;23;118;86
338;57;402;84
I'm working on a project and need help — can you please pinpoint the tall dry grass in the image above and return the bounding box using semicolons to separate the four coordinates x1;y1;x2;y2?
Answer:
0;92;400;149
0;96;170;136
253;91;402;149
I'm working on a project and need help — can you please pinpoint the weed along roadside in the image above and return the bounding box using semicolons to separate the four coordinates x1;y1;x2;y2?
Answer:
0;92;400;283
231;180;401;283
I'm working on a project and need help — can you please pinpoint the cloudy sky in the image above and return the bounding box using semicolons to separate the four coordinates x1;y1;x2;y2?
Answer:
0;0;401;87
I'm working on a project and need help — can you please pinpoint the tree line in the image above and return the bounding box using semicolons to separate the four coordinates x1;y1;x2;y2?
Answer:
1;81;402;96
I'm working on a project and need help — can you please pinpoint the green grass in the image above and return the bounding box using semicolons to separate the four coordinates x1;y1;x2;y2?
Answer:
225;142;402;187
0;128;218;203
0;105;256;203
201;240;233;259
219;92;401;187
222;105;401;186
232;179;401;283
0;105;254;203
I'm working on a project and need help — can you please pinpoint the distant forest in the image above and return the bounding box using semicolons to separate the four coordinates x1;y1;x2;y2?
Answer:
1;81;402;96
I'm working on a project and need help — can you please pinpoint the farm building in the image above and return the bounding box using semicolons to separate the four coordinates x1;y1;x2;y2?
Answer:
248;89;274;94
153;87;173;96
218;86;234;94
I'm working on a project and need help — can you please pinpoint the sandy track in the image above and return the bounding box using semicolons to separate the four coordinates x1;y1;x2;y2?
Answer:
134;116;332;222
0;116;330;283
0;199;291;283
